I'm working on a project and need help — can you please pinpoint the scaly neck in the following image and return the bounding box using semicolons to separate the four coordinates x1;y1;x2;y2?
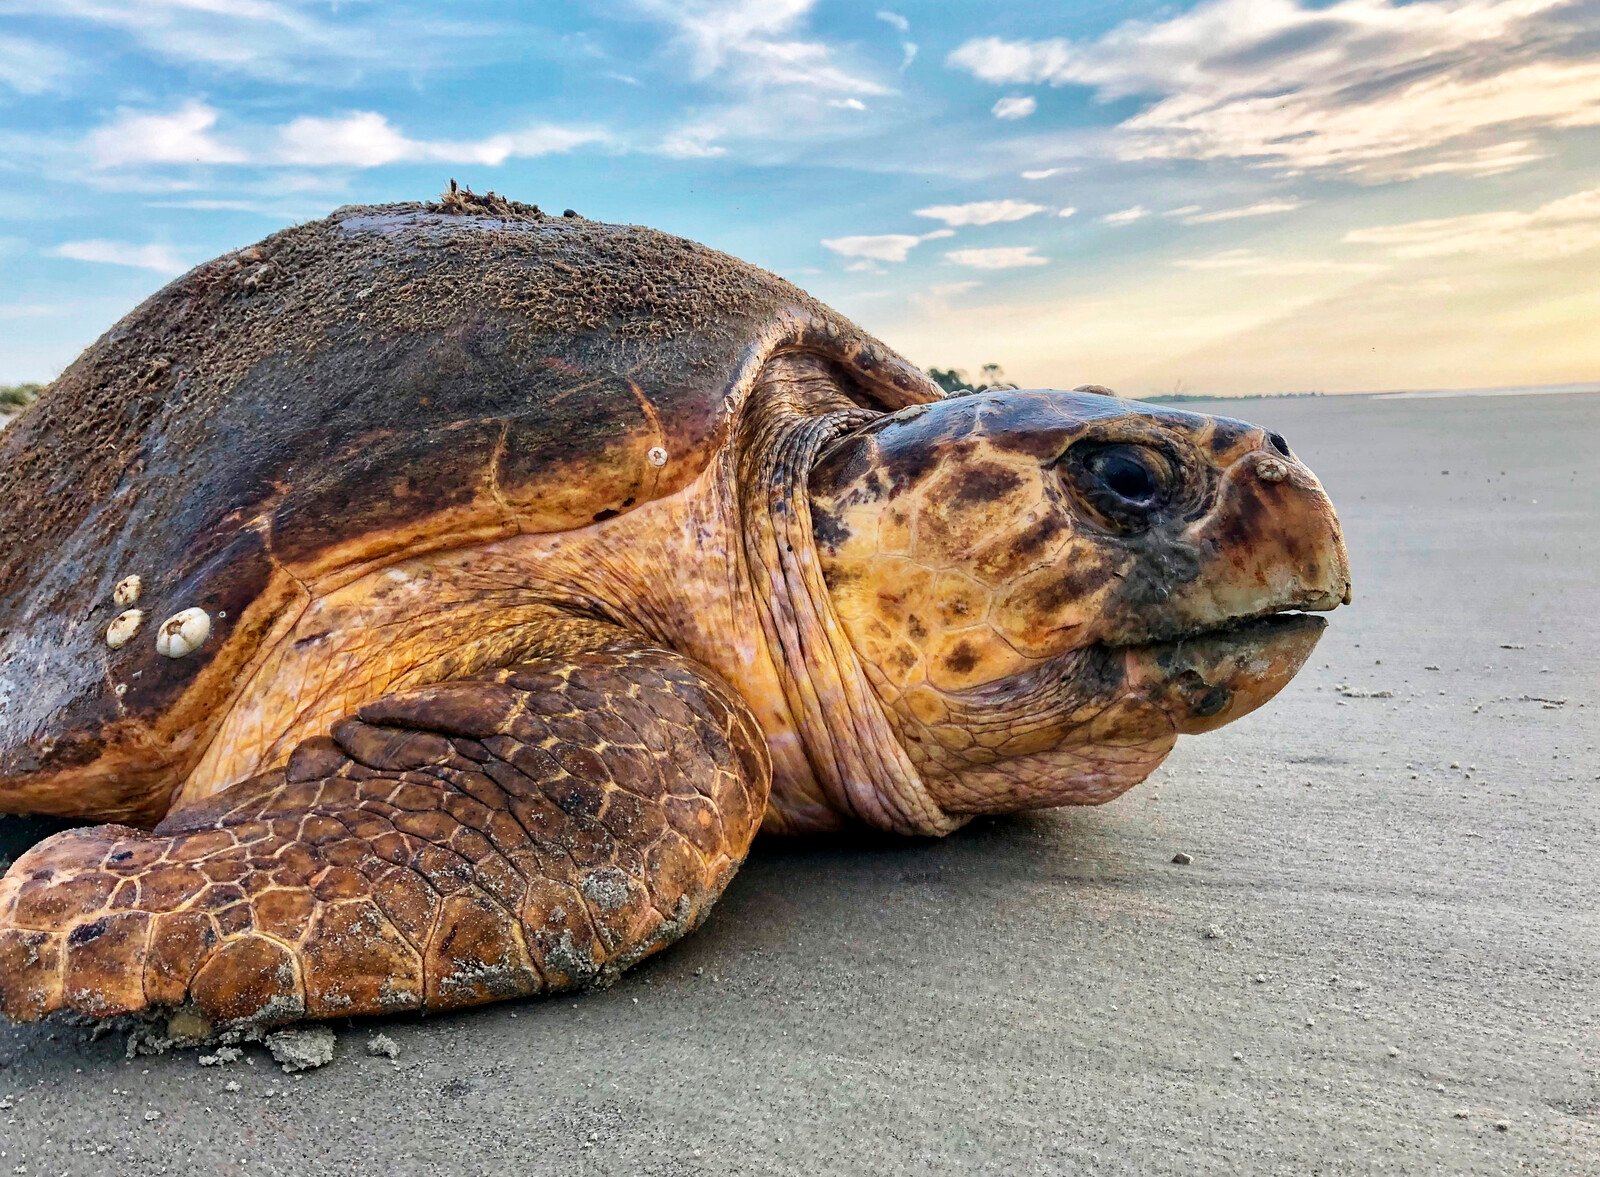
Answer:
732;356;964;836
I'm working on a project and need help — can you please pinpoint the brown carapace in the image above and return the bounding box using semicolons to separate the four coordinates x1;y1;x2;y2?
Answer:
0;196;1349;1033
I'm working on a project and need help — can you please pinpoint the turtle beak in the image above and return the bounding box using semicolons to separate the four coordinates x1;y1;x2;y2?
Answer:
1156;445;1351;635
1123;612;1327;735
1108;440;1348;734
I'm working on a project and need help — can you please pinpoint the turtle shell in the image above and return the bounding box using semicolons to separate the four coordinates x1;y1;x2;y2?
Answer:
0;196;940;821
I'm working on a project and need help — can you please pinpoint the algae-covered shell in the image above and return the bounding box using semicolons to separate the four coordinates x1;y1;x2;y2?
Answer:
0;196;940;820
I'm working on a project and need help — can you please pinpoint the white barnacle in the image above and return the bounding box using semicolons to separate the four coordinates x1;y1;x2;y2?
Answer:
646;445;669;468
113;575;143;607
105;609;145;650
1256;457;1289;484
156;608;211;659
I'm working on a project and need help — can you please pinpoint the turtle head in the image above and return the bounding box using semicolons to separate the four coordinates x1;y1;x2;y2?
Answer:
807;389;1351;815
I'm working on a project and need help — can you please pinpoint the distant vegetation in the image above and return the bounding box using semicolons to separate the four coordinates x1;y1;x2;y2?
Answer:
1143;391;1326;403
927;363;1019;395
0;383;42;412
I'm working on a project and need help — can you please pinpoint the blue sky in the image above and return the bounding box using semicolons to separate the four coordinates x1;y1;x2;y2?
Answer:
2;0;1598;394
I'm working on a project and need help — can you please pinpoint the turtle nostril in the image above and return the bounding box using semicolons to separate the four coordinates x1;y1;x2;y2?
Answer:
1267;432;1291;458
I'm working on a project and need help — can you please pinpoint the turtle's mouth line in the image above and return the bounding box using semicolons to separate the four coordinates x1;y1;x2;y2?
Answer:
1103;607;1329;653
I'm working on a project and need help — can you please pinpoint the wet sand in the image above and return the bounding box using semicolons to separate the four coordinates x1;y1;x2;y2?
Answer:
2;391;1596;1174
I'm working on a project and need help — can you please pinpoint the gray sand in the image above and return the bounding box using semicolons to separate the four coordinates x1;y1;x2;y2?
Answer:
1;391;1596;1174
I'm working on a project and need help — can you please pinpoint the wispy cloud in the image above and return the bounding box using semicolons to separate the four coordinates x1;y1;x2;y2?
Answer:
635;0;895;160
947;0;1600;179
1344;187;1600;259
640;0;887;94
822;229;953;264
992;96;1036;120
86;102;246;168
50;239;188;274
78;103;606;173
1173;249;1386;276
946;246;1048;269
1021;167;1070;180
1102;205;1149;226
0;34;71;95
276;113;602;168
11;0;508;85
914;199;1046;227
1180;198;1306;224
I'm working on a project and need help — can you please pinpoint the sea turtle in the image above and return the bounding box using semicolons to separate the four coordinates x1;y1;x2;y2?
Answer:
0;191;1349;1030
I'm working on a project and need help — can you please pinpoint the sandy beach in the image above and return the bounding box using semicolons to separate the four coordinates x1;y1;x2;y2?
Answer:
1;390;1595;1175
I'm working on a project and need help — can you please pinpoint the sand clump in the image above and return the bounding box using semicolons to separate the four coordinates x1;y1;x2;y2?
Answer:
266;1025;337;1072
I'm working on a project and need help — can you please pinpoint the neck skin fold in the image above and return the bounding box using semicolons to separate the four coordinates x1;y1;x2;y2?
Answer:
729;359;965;836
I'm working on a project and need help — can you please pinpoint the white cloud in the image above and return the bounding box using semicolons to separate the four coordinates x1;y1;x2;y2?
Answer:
80;104;605;171
1102;205;1149;226
1021;167;1070;180
823;229;952;263
1172;249;1386;276
0;34;70;94
914;199;1047;227
946;0;1600;178
276;113;599;168
51;239;188;274
1376;140;1548;180
1343;187;1600;259
946;246;1049;269
14;0;504;85
640;0;887;94
636;0;894;160
876;10;910;33
992;96;1037;120
1058;206;1078;218
657;129;728;158
87;102;246;168
1181;198;1306;224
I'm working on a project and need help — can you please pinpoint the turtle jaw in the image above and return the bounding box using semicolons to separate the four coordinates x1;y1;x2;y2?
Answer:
1116;611;1327;736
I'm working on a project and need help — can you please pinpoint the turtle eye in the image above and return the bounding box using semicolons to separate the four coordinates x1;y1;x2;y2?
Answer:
1062;442;1174;532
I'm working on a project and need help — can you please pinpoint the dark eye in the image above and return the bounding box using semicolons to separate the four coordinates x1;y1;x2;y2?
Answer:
1094;448;1159;504
1062;442;1174;531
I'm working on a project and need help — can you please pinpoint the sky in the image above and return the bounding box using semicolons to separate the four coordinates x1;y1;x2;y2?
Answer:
1;0;1598;397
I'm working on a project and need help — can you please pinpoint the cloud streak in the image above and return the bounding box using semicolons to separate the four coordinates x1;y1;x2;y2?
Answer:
914;199;1047;226
947;0;1600;179
822;229;953;263
11;0;510;85
50;239;188;274
1180;199;1306;224
80;104;607;172
946;246;1048;269
1344;186;1600;258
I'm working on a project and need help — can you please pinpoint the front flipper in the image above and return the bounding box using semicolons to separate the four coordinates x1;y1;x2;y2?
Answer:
0;642;769;1027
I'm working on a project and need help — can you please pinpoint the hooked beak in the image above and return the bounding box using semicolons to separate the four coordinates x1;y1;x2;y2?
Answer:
1177;448;1351;622
1112;446;1349;733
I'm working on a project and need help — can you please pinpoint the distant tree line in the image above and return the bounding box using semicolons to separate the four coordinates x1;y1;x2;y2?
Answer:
926;363;1018;395
926;365;1122;399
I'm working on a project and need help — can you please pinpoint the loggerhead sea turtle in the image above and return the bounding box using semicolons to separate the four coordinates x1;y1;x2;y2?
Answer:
0;191;1349;1031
